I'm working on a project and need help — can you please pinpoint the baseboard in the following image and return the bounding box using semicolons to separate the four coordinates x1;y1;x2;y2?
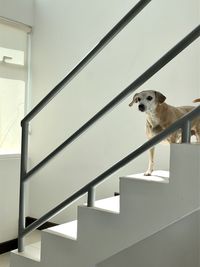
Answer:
25;216;58;230
0;217;58;255
0;238;18;255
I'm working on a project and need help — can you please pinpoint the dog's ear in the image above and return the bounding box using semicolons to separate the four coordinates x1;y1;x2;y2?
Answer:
193;98;200;103
155;91;166;104
129;93;139;107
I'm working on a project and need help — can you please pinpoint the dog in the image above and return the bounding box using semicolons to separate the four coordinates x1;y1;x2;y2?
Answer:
129;90;200;176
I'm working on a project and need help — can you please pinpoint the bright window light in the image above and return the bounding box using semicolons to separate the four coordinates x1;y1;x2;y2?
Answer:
0;47;24;65
0;78;25;153
0;22;28;155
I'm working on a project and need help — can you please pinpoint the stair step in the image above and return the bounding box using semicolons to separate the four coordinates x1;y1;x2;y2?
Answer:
121;170;169;184
46;220;78;240
12;241;41;262
45;196;120;240
94;196;120;213
10;144;200;267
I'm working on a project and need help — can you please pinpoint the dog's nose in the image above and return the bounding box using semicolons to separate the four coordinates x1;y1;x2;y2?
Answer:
139;104;145;112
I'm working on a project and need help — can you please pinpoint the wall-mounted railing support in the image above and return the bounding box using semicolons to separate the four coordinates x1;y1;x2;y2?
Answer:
181;120;191;143
18;122;29;252
88;186;95;207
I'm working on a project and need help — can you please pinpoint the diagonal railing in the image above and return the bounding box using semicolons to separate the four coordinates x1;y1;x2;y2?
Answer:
22;105;200;238
23;25;200;182
18;0;152;252
21;0;152;124
18;0;200;252
18;24;200;253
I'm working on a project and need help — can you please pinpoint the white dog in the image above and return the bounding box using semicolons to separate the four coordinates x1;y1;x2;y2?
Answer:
129;90;200;175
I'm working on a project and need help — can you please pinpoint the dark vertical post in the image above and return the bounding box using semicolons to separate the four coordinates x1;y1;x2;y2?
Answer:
181;120;191;143
88;186;95;207
18;121;29;252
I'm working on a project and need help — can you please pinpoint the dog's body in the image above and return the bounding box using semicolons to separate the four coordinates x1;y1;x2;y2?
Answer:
129;90;200;175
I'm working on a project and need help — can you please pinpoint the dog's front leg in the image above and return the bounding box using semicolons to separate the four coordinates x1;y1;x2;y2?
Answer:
145;147;155;176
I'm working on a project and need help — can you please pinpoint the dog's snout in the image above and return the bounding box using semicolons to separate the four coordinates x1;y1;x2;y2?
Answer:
139;104;145;112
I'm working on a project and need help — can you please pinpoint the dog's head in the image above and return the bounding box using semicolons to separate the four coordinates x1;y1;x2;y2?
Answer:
129;90;166;113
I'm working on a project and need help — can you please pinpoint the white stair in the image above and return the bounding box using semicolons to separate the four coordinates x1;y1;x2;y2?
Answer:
10;144;200;267
46;220;78;240
11;242;41;267
12;242;41;262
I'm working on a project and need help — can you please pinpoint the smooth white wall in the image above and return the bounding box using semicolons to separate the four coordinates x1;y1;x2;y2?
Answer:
29;0;199;223
0;0;34;26
0;155;30;243
0;0;33;243
0;156;20;242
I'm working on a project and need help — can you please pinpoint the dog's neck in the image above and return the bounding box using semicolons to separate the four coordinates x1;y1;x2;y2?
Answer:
146;103;168;128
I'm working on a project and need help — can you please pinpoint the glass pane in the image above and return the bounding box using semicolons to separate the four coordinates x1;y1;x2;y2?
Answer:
0;78;25;153
0;47;24;65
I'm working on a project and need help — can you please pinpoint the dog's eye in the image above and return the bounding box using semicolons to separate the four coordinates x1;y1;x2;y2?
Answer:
138;97;141;102
147;96;153;101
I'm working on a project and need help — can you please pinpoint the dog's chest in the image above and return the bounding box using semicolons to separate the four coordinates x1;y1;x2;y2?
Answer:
146;112;182;143
147;113;160;129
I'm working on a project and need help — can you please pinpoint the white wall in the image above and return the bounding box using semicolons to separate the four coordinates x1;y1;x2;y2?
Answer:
97;209;200;267
0;0;34;26
0;0;33;243
29;0;200;223
0;155;20;243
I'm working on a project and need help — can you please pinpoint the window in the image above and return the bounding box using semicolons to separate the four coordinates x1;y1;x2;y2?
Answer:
0;47;24;65
0;22;29;154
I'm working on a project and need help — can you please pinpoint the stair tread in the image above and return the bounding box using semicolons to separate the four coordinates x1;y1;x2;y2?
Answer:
12;242;41;262
46;220;78;240
45;196;120;239
121;170;169;184
94;196;120;213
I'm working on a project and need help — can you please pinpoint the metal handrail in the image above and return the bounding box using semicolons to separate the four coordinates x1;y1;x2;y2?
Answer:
18;0;152;252
17;3;200;251
23;25;200;182
18;25;200;252
21;0;152;124
22;105;200;237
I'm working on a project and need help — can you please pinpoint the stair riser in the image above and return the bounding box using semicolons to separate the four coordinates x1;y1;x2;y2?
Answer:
40;231;78;267
10;253;40;267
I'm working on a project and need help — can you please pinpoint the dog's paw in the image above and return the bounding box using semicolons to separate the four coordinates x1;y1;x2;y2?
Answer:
144;171;152;176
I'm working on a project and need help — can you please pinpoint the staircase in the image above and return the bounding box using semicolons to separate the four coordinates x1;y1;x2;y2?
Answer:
10;144;200;266
7;0;199;265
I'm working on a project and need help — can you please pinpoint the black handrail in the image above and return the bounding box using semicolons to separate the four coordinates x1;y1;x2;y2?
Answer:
22;105;200;236
21;0;152;124
24;25;200;182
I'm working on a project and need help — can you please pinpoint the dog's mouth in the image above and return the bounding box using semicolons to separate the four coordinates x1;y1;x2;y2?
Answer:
138;104;145;112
